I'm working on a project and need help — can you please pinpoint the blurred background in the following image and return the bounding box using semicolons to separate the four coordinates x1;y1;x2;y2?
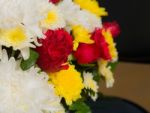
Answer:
98;0;150;112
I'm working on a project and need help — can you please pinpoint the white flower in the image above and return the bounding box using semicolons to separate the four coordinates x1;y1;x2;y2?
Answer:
0;50;65;113
58;0;102;32
0;26;36;59
83;72;99;101
98;59;115;88
0;0;65;59
76;10;102;32
40;2;66;30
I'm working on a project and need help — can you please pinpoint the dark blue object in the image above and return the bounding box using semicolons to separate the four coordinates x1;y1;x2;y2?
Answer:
87;97;148;113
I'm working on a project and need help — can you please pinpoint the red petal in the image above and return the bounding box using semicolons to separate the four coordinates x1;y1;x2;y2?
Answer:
103;21;120;37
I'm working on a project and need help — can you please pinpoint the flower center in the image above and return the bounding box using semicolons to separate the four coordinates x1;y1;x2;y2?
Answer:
0;27;27;46
40;11;58;28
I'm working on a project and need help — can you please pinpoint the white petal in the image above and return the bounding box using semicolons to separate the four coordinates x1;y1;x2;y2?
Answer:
1;49;8;62
0;46;2;59
21;48;30;60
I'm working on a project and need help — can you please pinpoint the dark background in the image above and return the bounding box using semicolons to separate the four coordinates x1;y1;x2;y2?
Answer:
99;0;150;62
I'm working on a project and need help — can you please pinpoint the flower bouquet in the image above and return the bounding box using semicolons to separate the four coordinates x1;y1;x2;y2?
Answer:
0;0;120;113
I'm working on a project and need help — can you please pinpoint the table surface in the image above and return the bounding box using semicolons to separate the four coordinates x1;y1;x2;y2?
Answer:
100;62;150;112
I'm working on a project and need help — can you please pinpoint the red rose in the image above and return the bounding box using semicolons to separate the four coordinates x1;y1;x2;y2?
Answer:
49;0;60;4
91;29;111;60
103;21;120;37
74;29;111;64
74;43;100;64
36;29;73;72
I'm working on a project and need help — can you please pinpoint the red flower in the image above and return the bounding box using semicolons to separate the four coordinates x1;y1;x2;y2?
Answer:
74;29;111;64
103;21;120;37
49;0;60;4
91;29;111;60
74;44;100;64
36;29;73;72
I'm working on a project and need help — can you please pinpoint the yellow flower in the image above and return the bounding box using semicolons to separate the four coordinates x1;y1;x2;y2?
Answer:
0;26;27;46
102;30;118;62
72;25;94;50
49;65;84;105
73;0;108;17
98;59;114;88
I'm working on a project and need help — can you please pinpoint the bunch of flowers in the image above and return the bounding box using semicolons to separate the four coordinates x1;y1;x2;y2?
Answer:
0;0;120;113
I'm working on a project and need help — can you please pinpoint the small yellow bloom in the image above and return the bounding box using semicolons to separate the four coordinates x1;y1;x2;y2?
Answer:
73;0;108;17
102;30;118;62
72;25;94;50
49;65;84;105
98;59;114;88
0;26;27;46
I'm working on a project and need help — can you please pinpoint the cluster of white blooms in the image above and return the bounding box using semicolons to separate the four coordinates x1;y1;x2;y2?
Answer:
0;0;65;35
0;50;65;113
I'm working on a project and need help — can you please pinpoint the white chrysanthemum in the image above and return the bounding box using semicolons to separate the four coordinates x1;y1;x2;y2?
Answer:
58;0;102;32
83;72;99;101
40;2;66;30
0;0;65;59
0;50;65;113
0;26;37;59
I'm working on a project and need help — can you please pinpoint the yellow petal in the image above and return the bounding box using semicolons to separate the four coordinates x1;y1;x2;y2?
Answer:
98;59;115;88
102;30;118;62
72;25;94;50
74;0;108;17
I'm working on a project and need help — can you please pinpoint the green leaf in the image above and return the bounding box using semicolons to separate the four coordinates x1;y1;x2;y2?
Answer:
69;100;91;113
74;61;98;74
84;88;96;98
108;62;118;71
79;64;96;67
92;69;101;82
21;49;39;70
